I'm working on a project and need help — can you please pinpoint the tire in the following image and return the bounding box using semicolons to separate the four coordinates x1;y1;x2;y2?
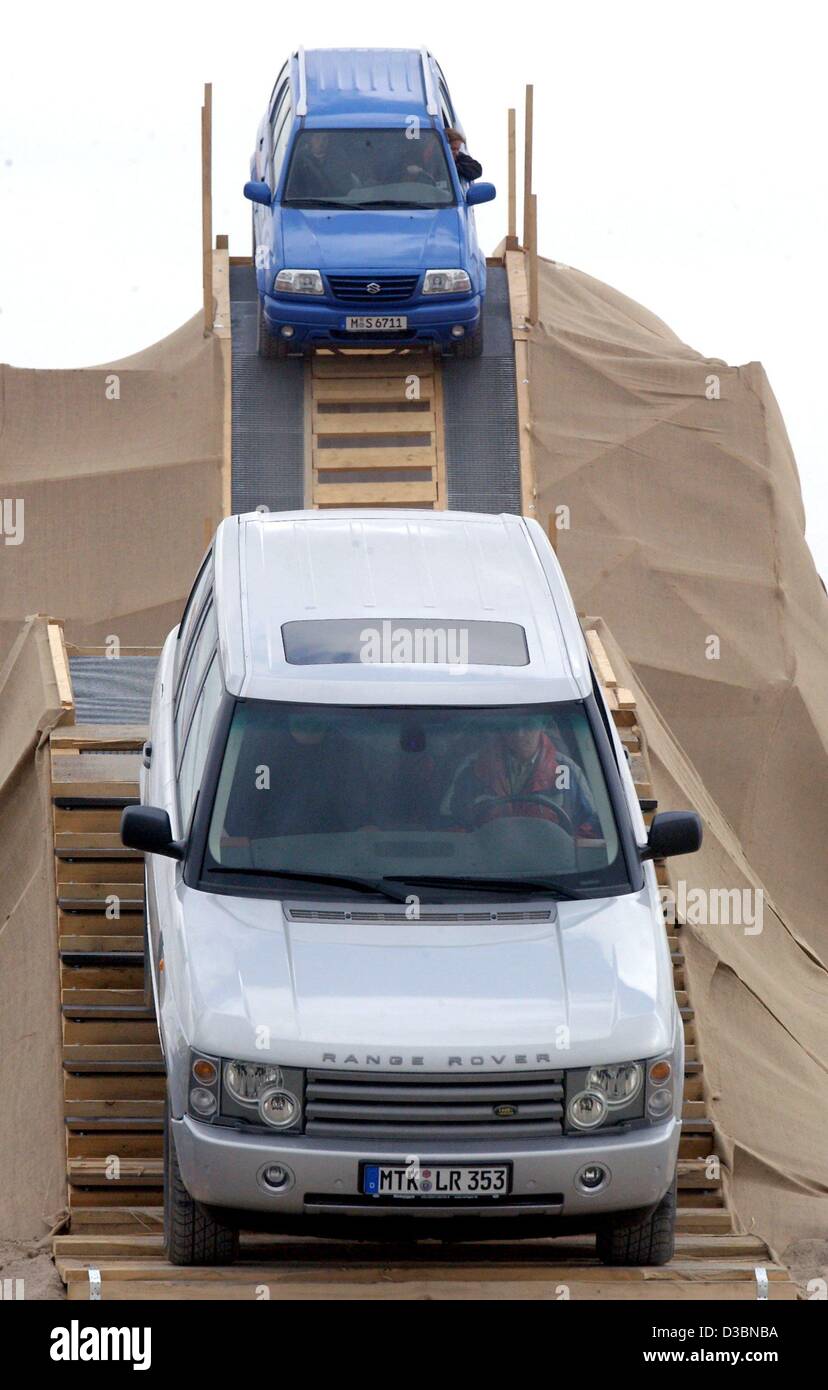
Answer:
453;318;484;359
256;297;290;360
595;1173;677;1267
164;1100;239;1266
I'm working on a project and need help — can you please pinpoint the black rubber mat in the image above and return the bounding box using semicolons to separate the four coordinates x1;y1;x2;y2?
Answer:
441;264;521;515
230;263;305;514
69;657;158;724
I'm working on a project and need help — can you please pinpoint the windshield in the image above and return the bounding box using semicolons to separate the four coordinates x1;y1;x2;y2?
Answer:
282;128;455;209
202;702;631;900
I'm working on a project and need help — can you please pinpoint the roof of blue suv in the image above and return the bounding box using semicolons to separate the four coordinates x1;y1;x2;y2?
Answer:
296;48;439;123
210;510;592;708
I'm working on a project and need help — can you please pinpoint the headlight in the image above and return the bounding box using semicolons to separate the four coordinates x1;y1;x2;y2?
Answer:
567;1089;608;1130
258;1086;301;1129
225;1060;284;1105
273;268;324;295
586;1062;643;1106
422;268;472;294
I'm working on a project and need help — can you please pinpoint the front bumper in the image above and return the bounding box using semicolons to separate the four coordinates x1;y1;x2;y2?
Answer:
261;291;482;351
172;1114;680;1222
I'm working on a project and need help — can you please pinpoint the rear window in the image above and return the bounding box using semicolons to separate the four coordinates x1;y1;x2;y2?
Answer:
282;128;455;208
281;619;529;667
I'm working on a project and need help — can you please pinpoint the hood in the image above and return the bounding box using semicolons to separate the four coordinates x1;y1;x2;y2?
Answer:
173;885;675;1071
277;206;464;273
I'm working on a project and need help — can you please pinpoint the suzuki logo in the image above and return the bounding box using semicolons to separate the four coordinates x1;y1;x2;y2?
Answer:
366;282;381;294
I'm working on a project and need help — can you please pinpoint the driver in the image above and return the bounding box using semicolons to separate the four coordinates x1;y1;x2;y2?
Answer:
444;717;600;835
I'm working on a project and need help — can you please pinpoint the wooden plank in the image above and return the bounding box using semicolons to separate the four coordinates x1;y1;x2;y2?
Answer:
201;82;213;335
507;107;518;248
315;481;437;506
47;620;75;722
54;808;125;833
505;250;529;330
314;377;435;403
57;860;143;884
528;193;539;326
313;410;435;435
313;354;434;378
60;936;143;953
432;358;447;510
56;834;140;851
522;83;534;248
68;1134;162;1159
315;445;436;469
67;1158;163;1186
61;967;145;990
65;1075;165;1101
584;630;618;688
63;1045;163;1064
63;1021;159;1045
51;725;147;750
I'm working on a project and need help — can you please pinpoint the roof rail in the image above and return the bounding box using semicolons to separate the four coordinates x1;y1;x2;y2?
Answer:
296;46;308;116
419;47;439;117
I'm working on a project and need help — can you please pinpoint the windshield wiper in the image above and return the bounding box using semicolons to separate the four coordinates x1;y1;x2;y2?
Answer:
283;199;364;209
208;865;411;903
383;874;587;899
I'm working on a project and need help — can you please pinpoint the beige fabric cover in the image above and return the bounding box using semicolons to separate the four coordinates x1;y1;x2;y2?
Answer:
0;617;67;1237
530;258;828;1253
0;315;224;660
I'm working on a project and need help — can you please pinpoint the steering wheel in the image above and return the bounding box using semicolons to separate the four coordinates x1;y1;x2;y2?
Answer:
475;795;578;838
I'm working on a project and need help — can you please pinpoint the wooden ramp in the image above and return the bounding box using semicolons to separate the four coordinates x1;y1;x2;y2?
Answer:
308;350;446;509
50;641;798;1300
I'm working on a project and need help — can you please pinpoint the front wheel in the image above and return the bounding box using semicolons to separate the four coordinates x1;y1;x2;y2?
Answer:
452;318;484;359
164;1100;239;1266
256;298;291;360
595;1173;677;1266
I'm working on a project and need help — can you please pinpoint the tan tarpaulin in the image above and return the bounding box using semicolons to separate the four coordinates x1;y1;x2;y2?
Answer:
0;617;67;1237
0;314;224;661
530;258;828;1253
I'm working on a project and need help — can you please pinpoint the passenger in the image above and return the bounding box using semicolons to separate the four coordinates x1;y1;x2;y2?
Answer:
287;131;345;200
228;712;372;837
445;718;600;835
444;126;483;181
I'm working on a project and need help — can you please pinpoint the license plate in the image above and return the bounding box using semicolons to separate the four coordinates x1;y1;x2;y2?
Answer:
345;315;407;331
362;1162;511;1198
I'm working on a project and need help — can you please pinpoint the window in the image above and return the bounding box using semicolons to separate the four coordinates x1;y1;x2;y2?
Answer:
175;603;217;759
281;618;529;667
282;129;455;209
178;656;223;828
271;106;293;186
202;700;629;900
175;553;212;685
268;64;288;116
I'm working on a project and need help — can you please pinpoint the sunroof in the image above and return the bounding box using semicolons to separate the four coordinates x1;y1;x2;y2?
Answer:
281;618;529;667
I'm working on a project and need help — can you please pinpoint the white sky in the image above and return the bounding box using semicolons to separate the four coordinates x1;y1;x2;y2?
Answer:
1;0;826;578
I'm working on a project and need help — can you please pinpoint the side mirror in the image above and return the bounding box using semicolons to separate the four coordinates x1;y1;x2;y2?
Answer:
641;811;703;862
243;179;273;206
121;805;184;861
466;181;496;207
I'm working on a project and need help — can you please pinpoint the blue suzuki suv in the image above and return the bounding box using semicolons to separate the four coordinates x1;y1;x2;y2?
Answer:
244;48;496;359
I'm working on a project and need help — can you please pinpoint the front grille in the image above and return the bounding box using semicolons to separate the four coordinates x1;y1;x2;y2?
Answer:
327;274;420;302
305;1069;564;1140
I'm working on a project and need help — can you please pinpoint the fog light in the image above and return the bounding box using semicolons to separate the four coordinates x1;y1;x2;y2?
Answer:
257;1161;295;1194
258;1087;300;1129
648;1087;673;1117
189;1086;217;1117
450;324;465;337
280;325;295;338
577;1163;609;1192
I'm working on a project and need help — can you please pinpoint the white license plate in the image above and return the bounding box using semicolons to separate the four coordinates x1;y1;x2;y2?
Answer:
362;1163;511;1198
345;315;407;331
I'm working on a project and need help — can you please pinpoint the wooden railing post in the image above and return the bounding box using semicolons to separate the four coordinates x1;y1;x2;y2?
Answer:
506;108;518;249
201;82;213;336
522;83;534;251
